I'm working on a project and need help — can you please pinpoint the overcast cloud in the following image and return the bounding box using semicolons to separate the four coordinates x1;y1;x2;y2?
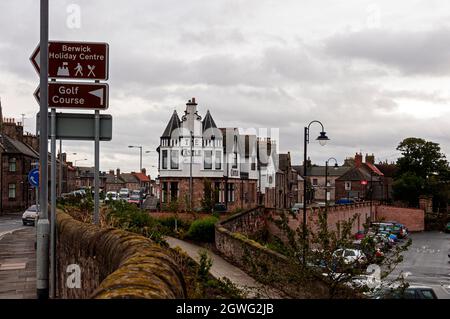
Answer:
0;0;449;177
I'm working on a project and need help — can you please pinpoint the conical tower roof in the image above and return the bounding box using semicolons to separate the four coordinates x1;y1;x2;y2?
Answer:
202;110;218;132
161;110;181;138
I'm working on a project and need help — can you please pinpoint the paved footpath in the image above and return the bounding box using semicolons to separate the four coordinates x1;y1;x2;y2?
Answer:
0;227;36;299
165;236;284;298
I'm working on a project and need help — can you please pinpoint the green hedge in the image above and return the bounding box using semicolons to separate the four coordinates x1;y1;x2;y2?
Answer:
186;217;219;242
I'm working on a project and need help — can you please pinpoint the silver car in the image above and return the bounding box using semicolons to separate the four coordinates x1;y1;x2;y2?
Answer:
22;205;40;226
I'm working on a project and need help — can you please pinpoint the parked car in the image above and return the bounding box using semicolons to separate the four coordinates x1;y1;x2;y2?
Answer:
213;203;227;213
291;203;303;213
22;205;40;226
445;222;450;233
354;231;365;240
332;248;367;265
376;285;438;299
128;194;141;206
335;198;355;205
118;188;130;201
104;191;118;203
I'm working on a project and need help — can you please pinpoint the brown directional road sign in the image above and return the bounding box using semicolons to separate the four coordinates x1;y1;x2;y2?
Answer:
34;82;109;110
30;41;109;80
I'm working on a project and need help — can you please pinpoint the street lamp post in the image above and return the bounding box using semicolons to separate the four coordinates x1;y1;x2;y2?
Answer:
325;157;338;207
129;145;143;172
302;120;329;266
74;158;87;166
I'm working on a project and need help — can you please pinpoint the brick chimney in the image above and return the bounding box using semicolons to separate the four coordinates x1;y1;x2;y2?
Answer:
109;169;114;175
116;168;120;177
355;153;363;168
141;168;146;175
365;153;375;165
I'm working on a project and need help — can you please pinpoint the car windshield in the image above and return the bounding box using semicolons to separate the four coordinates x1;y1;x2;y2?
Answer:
130;195;140;200
344;250;356;257
28;205;37;212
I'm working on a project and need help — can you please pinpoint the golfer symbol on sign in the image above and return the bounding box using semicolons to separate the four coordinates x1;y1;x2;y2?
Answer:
87;65;96;77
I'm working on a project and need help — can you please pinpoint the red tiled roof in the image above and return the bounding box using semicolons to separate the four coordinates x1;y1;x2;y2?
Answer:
365;163;384;176
133;172;150;182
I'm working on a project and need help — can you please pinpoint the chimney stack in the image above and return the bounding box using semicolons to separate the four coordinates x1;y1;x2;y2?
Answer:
116;168;120;177
365;153;375;165
355;153;363;168
141;168;146;175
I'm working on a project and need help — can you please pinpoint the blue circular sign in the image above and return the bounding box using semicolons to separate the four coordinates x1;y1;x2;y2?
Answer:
28;168;39;187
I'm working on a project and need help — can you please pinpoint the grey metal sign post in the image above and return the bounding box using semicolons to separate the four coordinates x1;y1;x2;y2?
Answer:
94;110;100;225
50;108;57;298
36;0;49;300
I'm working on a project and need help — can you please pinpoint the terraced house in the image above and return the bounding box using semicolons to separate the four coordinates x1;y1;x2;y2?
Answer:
157;98;258;211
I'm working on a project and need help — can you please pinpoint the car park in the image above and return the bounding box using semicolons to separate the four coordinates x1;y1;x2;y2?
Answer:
22;205;40;226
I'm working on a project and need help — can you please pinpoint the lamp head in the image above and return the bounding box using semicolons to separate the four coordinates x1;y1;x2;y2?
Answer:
317;131;329;146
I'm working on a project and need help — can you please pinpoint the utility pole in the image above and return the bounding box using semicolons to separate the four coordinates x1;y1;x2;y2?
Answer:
36;0;49;300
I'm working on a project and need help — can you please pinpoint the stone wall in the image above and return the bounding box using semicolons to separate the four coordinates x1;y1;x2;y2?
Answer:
375;205;424;231
56;212;186;299
215;207;328;298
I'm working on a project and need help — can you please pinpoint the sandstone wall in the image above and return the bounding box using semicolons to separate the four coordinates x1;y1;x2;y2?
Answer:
56;212;186;299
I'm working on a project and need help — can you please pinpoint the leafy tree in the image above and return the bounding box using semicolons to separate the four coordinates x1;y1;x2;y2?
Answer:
396;137;448;178
393;137;450;208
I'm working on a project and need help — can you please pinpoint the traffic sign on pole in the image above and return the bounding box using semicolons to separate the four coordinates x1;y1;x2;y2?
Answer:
30;41;109;81
28;168;40;187
34;82;109;110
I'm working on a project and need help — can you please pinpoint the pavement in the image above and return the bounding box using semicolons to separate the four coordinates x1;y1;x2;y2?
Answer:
0;214;36;299
389;231;450;299
0;214;26;239
165;236;283;298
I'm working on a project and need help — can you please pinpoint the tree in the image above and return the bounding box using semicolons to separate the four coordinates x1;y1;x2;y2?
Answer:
393;138;450;207
249;210;411;299
396;137;448;179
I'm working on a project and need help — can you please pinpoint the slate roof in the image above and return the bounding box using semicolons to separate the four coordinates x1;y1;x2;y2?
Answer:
161;111;181;138
120;173;140;184
202;110;217;131
336;167;372;181
0;134;38;158
293;165;351;177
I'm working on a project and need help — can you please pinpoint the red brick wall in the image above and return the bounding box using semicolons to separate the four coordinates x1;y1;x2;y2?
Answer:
267;203;372;238
375;205;424;231
158;177;257;212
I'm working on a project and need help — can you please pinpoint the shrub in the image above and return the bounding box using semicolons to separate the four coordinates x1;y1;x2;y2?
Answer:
186;216;219;242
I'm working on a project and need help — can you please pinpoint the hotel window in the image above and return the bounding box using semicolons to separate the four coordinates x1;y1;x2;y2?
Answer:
312;178;318;186
227;183;235;202
8;183;16;199
9;157;16;172
232;152;238;168
204;150;212;169
162;150;168;169
215;151;221;170
251;162;256;171
171;150;179;169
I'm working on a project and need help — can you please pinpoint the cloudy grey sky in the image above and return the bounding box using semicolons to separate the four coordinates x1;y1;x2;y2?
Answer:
1;0;449;178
